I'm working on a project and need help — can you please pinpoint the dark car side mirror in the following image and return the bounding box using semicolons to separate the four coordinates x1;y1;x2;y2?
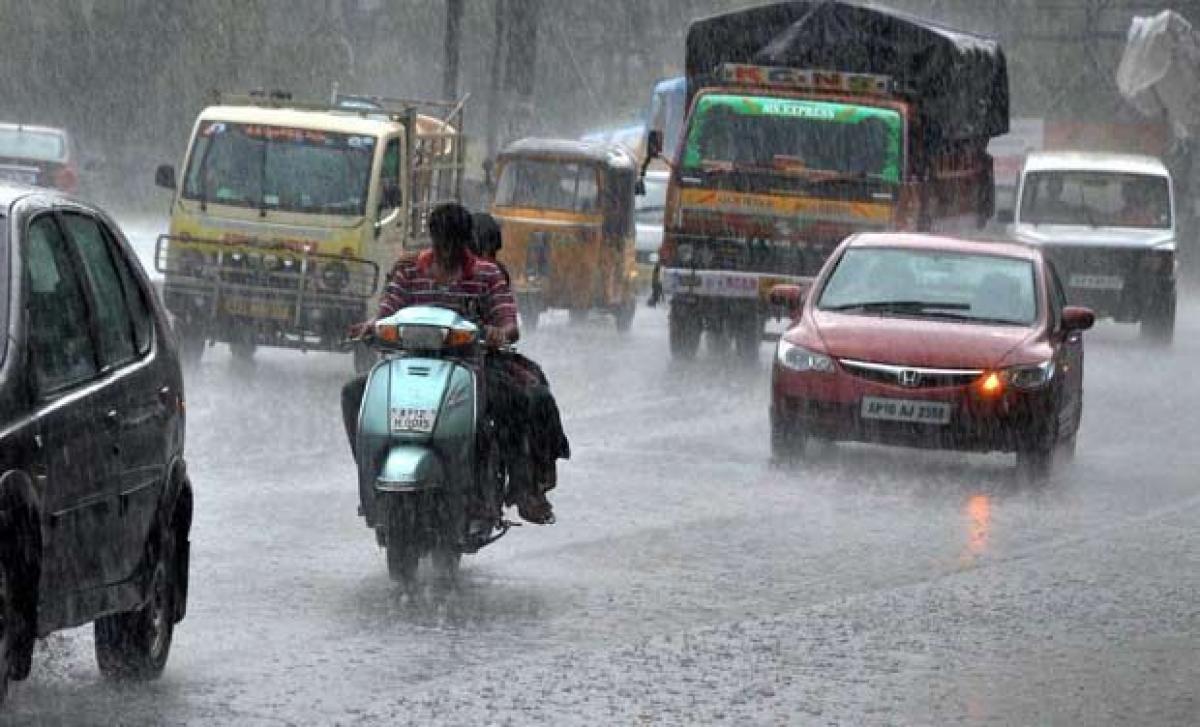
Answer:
769;284;805;320
996;208;1014;224
155;164;177;191
1062;305;1095;332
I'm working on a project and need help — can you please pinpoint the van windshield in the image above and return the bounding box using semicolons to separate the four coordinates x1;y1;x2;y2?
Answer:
1019;171;1171;229
681;94;903;183
494;159;600;213
182;120;376;216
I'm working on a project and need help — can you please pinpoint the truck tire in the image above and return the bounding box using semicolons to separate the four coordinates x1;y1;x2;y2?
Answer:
175;322;205;368
1140;293;1175;345
733;314;762;363
669;303;701;360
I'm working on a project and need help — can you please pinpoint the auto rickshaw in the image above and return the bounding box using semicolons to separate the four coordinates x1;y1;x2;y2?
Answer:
492;138;639;331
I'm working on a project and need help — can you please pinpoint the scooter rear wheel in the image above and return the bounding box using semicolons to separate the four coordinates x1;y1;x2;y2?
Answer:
385;502;419;585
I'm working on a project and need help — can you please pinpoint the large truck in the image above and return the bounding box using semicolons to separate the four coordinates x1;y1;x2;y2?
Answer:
153;91;466;369
644;1;1009;359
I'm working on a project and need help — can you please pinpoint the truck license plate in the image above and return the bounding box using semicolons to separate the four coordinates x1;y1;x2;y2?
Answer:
861;397;951;425
1068;273;1124;291
390;408;437;433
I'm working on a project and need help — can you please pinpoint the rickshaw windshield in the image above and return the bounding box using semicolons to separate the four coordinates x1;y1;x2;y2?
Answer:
495;159;600;213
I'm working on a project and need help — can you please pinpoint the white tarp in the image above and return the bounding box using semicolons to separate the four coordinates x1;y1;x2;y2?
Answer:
1116;10;1200;137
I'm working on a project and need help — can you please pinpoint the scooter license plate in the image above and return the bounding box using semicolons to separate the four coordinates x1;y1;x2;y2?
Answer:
390;408;437;433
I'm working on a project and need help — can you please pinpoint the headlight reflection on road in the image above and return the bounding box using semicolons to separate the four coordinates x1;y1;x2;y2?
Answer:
961;493;991;564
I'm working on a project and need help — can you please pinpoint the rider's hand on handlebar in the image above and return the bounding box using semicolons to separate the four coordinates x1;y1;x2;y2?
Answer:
348;319;375;341
484;325;508;349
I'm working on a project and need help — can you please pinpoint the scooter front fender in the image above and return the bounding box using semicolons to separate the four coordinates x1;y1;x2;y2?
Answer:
375;445;445;493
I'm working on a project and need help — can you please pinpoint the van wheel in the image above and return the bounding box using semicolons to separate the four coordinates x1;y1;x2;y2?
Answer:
1140;293;1175;345
95;527;176;680
669;304;701;360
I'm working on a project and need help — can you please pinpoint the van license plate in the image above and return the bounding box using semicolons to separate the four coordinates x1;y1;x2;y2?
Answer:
390;408;436;433
1069;274;1124;291
861;397;951;425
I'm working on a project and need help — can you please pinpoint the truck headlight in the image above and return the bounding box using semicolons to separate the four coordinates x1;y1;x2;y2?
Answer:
776;339;835;372
676;243;695;265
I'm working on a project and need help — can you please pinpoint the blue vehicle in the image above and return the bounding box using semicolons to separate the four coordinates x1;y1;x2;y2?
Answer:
355;305;511;583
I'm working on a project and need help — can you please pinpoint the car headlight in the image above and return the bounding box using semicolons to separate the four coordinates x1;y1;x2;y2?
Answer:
776;339;835;372
676;243;695;265
1001;360;1055;390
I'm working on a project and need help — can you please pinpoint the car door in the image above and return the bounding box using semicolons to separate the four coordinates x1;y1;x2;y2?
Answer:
1047;261;1084;434
22;212;121;595
59;210;167;583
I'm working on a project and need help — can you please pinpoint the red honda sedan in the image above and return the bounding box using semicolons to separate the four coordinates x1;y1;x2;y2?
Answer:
770;233;1095;477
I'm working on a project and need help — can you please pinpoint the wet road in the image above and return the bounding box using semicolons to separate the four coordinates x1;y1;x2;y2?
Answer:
8;228;1200;724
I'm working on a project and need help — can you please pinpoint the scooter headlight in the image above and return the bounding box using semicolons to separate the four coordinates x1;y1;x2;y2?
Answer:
776;339;835;373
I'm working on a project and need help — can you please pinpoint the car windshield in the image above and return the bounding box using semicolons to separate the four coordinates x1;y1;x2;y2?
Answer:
494;159;600;213
182;120;376;215
1019;170;1171;229
0;128;65;162
680;94;903;182
636;175;667;225
818;247;1039;325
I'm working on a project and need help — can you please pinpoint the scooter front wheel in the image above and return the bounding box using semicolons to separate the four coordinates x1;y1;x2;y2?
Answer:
384;501;419;585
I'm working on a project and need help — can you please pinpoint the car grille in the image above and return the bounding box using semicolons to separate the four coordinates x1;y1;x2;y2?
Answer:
838;359;983;389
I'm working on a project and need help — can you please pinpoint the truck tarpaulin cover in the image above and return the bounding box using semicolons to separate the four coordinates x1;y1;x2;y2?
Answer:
685;1;1009;148
1116;10;1200;137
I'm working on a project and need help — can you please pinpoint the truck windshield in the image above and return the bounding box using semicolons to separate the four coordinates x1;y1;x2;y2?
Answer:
1019;171;1171;229
182;121;376;216
681;94;903;183
494;159;600;213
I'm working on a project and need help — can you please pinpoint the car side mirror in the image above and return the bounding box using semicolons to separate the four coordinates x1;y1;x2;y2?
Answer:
646;129;663;160
155;164;177;191
1061;305;1095;332
768;284;805;320
996;208;1014;224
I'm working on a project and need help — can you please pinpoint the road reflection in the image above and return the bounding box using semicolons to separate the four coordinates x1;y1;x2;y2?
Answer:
961;493;991;564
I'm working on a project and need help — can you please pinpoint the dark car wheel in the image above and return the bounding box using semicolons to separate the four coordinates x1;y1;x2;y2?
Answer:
385;499;419;585
1140;293;1175;345
669;304;701;360
95;530;176;680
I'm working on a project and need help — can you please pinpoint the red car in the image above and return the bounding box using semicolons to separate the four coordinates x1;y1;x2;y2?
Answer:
770;233;1094;477
0;122;79;193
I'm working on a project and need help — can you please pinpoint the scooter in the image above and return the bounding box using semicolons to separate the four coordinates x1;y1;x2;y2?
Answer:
354;305;513;584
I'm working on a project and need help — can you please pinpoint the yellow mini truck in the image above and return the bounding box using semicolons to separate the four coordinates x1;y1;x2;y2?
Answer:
154;91;465;369
492;138;638;331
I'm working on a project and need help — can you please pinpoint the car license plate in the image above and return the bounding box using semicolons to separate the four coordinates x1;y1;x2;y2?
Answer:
1069;273;1124;291
222;297;292;321
390;408;437;433
861;397;951;425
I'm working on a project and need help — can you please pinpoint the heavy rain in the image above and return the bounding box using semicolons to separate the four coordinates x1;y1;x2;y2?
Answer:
0;1;1198;724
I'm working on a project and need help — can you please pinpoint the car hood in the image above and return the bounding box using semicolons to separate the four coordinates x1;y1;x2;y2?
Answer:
809;310;1035;369
1012;223;1174;249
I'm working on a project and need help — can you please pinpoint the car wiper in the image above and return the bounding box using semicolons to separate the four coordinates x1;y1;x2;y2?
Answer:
823;300;970;313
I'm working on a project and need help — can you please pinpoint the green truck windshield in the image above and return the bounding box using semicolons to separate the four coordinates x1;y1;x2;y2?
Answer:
681;94;903;183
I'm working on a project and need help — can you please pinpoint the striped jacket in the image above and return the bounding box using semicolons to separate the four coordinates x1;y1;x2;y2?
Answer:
376;249;518;329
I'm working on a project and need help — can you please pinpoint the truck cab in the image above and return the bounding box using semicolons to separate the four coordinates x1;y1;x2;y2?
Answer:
154;92;465;368
1011;151;1176;343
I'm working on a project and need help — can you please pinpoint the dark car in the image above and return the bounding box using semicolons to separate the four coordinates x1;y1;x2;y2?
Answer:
770;233;1094;479
0;184;192;703
0;124;79;194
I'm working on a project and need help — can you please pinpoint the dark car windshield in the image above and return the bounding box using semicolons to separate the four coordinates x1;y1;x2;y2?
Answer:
680;94;903;182
182;120;376;216
0;223;8;365
818;247;1039;326
1019;170;1171;229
